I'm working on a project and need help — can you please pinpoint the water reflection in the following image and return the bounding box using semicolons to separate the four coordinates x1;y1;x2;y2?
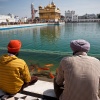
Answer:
0;23;100;54
40;25;61;43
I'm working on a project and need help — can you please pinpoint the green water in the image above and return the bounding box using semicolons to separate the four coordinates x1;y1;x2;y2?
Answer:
0;23;100;74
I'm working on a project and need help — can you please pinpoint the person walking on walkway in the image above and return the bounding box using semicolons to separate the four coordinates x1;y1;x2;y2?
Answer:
54;39;100;100
0;40;38;95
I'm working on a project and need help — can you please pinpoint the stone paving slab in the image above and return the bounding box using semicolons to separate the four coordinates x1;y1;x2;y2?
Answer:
0;80;57;100
23;80;56;97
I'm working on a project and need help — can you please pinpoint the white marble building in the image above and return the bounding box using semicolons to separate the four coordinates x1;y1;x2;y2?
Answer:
0;14;15;23
65;10;78;22
20;17;28;23
81;14;97;19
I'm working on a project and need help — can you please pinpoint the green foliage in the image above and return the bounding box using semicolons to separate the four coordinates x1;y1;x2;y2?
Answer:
97;14;100;18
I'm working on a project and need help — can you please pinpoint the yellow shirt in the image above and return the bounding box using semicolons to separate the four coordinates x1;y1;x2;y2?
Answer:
0;54;31;94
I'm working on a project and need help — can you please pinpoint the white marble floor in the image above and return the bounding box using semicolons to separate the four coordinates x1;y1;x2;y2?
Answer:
0;80;56;100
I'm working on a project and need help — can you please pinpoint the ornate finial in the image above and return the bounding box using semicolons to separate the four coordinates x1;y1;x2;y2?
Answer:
51;0;54;5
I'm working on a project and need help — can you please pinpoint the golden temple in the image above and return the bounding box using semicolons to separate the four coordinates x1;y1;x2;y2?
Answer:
39;1;60;22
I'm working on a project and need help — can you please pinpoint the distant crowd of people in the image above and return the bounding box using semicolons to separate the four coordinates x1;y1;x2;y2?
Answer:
0;39;100;100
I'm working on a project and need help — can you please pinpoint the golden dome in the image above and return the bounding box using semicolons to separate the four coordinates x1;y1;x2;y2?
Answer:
46;4;52;8
39;5;42;8
52;4;56;7
51;1;56;7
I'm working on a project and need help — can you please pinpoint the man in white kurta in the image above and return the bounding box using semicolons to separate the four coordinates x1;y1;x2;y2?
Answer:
54;39;100;100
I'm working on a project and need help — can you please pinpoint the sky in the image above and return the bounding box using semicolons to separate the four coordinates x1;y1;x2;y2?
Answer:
0;0;100;18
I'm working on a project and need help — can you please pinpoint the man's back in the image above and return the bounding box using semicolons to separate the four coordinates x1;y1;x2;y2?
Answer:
0;54;31;94
59;53;100;100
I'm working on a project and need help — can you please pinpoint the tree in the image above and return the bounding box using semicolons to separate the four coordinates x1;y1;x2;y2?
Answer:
97;14;100;19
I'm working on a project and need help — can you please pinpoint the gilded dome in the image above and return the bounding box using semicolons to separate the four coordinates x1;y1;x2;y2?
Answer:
46;4;52;8
39;5;42;8
52;4;56;7
51;1;56;7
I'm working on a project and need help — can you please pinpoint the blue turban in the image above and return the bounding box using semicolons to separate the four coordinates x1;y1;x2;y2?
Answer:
70;39;90;53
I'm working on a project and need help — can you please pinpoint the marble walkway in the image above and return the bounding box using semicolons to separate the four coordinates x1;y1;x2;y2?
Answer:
0;80;57;100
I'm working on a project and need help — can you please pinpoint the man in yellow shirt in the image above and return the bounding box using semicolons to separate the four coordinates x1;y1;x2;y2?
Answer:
0;40;38;94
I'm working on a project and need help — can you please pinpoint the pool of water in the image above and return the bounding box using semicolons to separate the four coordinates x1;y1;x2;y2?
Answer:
0;23;100;75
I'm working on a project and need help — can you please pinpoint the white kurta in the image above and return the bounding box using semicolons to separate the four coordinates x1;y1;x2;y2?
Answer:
56;52;100;100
